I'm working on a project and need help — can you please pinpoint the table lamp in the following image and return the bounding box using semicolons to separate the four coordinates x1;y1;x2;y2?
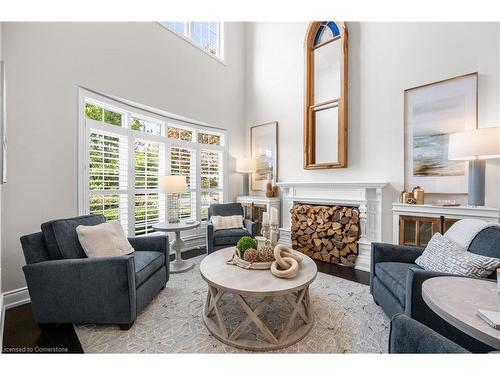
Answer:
236;157;257;196
160;175;187;223
448;127;500;206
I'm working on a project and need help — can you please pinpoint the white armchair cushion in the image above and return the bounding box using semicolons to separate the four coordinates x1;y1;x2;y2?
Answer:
211;215;244;231
76;222;134;257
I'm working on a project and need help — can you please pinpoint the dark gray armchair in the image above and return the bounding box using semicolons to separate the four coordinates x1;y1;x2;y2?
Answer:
371;226;500;353
206;203;256;254
20;214;169;330
389;314;469;353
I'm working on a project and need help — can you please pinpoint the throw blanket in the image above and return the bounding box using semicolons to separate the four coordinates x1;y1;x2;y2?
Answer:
444;219;498;249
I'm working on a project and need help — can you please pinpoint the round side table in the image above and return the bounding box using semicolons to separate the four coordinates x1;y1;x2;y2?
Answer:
153;221;200;273
422;276;500;350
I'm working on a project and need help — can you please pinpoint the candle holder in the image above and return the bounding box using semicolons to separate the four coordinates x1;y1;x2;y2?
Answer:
261;223;270;240
270;223;279;246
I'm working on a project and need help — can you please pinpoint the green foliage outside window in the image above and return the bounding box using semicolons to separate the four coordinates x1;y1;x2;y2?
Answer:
167;126;192;141
198;132;220;145
85;103;122;127
89;195;120;222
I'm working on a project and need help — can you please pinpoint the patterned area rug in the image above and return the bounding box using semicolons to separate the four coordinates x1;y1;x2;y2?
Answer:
75;255;389;353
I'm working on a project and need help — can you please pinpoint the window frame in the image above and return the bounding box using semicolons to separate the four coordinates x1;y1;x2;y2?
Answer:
78;88;228;237
157;22;225;64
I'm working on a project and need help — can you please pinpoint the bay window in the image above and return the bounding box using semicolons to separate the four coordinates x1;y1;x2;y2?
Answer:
78;90;227;237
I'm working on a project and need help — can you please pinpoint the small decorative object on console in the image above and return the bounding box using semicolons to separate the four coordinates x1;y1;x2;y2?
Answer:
266;181;274;197
236;236;257;258
412;186;425;204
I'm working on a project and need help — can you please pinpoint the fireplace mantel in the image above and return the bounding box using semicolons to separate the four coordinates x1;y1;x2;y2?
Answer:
277;181;387;272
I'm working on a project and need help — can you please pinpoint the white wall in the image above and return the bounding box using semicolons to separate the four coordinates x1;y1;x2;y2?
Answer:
1;22;246;293
0;21;4;341
245;22;500;241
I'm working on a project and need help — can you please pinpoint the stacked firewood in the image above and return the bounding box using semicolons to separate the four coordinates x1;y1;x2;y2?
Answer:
290;204;359;267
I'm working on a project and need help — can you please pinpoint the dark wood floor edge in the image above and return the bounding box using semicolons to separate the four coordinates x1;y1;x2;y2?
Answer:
1;299;5;350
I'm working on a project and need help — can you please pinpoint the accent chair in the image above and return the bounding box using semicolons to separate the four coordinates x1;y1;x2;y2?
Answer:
370;226;500;353
20;214;169;330
206;203;256;254
389;314;469;353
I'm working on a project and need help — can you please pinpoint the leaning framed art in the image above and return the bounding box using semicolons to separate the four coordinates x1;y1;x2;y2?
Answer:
404;73;477;194
250;121;278;192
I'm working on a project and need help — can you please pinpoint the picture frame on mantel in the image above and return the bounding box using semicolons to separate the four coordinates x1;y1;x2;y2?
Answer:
250;121;278;192
404;72;477;194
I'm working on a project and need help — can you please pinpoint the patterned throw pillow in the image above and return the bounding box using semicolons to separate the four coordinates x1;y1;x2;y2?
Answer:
211;215;244;231
415;233;500;278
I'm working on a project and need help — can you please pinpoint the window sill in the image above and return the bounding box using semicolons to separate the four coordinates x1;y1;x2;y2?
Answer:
156;22;226;66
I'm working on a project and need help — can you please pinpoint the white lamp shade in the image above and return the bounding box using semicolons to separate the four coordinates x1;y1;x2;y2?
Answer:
160;175;187;194
448;127;500;161
236;157;257;173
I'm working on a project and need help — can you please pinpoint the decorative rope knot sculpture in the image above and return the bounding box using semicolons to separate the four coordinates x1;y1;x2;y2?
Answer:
270;244;303;279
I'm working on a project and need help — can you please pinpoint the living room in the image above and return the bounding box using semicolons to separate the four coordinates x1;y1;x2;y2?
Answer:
1;0;499;372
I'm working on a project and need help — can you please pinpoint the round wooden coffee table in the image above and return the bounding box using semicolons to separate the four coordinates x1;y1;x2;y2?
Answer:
199;246;317;351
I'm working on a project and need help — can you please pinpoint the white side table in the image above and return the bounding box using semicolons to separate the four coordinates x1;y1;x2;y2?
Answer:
153;221;201;273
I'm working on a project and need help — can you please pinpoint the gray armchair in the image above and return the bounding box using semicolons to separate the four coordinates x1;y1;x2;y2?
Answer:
371;226;500;353
389;314;469;353
206;203;256;254
20;214;169;330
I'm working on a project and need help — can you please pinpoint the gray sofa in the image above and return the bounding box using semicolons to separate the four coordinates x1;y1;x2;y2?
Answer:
20;214;169;330
206;203;256;254
389;314;469;353
370;226;500;353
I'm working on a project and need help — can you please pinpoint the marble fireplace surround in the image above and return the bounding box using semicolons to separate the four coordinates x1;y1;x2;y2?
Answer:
277;182;387;272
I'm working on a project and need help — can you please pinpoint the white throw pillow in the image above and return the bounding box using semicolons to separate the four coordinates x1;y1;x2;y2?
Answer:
211;215;244;231
76;222;134;257
415;233;500;278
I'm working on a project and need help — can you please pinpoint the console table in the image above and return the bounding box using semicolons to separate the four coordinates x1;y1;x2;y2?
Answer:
392;204;500;247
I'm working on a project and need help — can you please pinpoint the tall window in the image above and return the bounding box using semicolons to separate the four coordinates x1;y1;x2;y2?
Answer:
158;22;223;60
79;91;227;236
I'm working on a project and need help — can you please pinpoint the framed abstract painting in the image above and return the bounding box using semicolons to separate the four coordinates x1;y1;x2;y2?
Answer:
250;122;278;192
404;73;477;194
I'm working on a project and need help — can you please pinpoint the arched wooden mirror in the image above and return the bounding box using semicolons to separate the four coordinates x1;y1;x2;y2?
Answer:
304;21;348;169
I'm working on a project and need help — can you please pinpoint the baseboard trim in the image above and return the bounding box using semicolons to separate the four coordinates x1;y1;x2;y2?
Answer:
4;287;31;309
0;294;4;349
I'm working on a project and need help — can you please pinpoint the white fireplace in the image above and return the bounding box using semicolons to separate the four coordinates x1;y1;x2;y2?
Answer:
277;181;387;272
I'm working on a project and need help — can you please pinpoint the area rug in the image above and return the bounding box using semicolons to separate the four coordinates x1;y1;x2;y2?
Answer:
75;255;389;353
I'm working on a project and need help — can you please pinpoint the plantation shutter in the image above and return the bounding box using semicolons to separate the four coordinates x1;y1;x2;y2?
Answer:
170;146;197;220
200;149;223;220
134;139;165;235
87;129;129;232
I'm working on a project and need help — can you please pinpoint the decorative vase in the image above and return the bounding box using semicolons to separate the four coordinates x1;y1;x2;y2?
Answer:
266;181;273;198
412;186;425;204
255;236;266;251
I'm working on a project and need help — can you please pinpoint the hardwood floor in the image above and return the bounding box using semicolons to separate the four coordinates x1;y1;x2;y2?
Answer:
2;247;369;354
